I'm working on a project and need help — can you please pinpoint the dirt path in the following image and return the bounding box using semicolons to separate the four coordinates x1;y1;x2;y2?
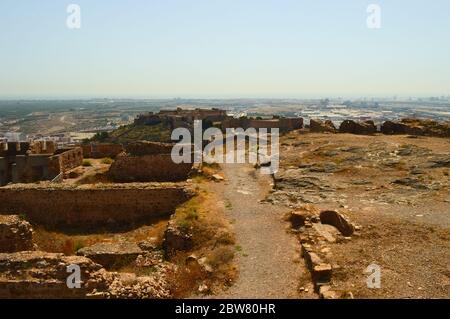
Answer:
211;163;306;298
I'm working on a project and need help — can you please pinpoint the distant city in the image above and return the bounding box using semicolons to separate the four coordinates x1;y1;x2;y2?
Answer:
1;97;449;147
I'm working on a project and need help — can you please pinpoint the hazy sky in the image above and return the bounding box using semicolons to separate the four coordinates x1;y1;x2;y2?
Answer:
0;0;449;98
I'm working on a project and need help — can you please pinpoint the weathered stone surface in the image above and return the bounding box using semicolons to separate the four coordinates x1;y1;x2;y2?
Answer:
310;119;336;133
81;143;124;159
0;215;34;253
319;285;338;299
319;210;354;237
381;121;409;135
109;153;193;182
288;205;319;229
163;220;193;256
211;174;224;182
0;251;104;298
138;240;158;252
101;270;172;299
0;251;171;299
339;120;376;135
0;183;194;229
382;118;450;137
312;223;340;243
301;245;332;283
125;141;175;156
77;242;142;269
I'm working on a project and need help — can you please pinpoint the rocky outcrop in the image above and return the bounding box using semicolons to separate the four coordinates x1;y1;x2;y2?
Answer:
339;120;376;135
309;119;336;133
77;242;143;269
381;121;409;135
0;215;34;253
400;118;449;137
381;119;450;137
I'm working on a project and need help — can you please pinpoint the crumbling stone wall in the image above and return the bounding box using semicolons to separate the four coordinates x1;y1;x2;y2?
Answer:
0;183;194;228
0;215;34;253
108;141;193;182
0;142;29;157
125;141;174;156
82;143;124;159
109;154;193;182
0;145;83;185
221;117;303;132
52;147;83;173
0;251;104;298
29;141;56;154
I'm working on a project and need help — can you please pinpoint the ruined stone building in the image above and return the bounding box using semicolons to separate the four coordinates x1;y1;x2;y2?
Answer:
134;108;228;129
108;141;193;182
135;108;303;133
221;117;303;132
0;141;83;186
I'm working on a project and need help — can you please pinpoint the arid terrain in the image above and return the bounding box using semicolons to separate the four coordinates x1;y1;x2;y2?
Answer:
265;131;450;298
1;114;449;299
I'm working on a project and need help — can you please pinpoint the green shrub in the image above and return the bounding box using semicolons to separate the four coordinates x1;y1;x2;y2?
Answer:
82;159;92;167
101;157;113;164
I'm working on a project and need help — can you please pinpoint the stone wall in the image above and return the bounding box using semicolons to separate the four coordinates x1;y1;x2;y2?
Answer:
0;183;194;228
29;141;57;154
0;145;83;185
0;251;104;299
0;142;30;157
81;143;124;159
0;215;34;253
221;117;303;132
125;141;174;156
109;154;193;182
52;147;83;173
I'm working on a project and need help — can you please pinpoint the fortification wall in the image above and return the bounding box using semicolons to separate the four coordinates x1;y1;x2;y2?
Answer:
109;154;193;182
81;143;124;159
0;142;30;157
125;141;174;156
221;118;303;132
0;183;194;228
52;147;83;173
29;141;56;154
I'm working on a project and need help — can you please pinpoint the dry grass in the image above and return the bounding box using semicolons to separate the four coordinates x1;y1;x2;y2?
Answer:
166;178;237;298
33;218;168;255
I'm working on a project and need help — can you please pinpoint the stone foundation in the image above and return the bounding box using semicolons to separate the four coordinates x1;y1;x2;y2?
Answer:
0;183;195;228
